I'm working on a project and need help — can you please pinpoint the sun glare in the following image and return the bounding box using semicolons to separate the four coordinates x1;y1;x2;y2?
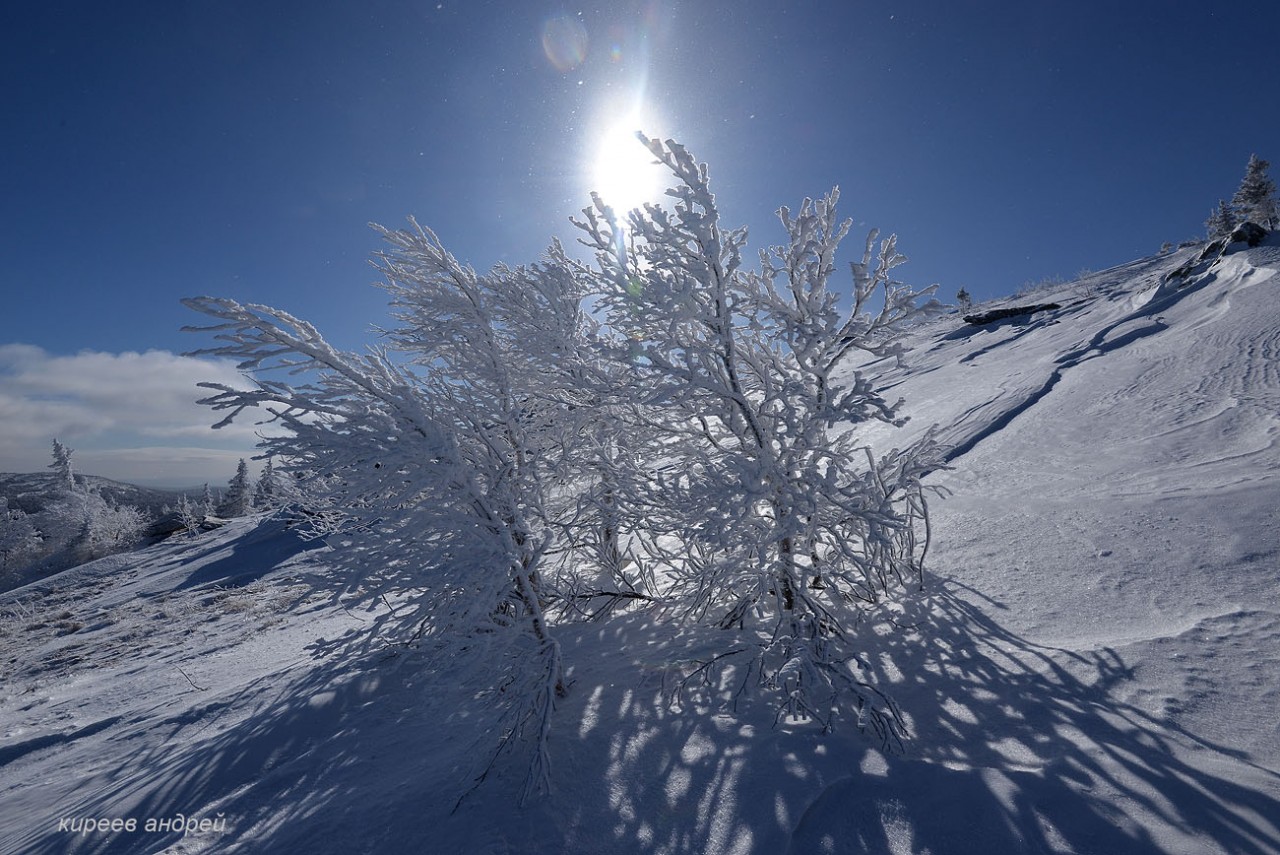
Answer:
590;118;667;215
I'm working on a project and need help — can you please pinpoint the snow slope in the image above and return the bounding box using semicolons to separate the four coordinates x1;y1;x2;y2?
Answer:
2;238;1279;854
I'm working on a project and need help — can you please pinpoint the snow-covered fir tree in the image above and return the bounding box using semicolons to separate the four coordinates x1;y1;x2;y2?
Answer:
1205;199;1237;239
252;458;281;509
49;439;76;493
219;459;254;518
1231;153;1277;230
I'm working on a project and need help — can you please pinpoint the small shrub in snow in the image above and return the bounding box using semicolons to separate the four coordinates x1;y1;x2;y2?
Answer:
1015;274;1067;299
82;495;146;557
176;494;203;535
0;500;40;587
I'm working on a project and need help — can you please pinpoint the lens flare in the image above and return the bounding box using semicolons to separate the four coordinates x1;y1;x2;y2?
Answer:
542;15;588;72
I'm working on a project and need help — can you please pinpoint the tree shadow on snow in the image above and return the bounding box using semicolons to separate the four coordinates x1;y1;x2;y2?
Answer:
11;636;496;854
174;516;328;591
785;578;1280;854
7;517;498;854
555;578;1280;855
16;562;1280;854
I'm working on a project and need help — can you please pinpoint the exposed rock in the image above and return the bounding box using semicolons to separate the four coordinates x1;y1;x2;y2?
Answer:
144;511;229;542
145;511;188;541
1228;221;1268;248
1165;221;1270;284
963;303;1061;326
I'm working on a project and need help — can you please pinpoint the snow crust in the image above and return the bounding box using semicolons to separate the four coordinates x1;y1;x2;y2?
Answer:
2;239;1279;854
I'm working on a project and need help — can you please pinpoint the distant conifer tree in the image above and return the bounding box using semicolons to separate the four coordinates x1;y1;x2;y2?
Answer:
1205;199;1236;239
49;439;76;493
253;458;277;508
220;459;254;518
1231;154;1277;229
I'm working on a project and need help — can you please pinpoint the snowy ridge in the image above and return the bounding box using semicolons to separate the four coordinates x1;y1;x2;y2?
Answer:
2;239;1280;853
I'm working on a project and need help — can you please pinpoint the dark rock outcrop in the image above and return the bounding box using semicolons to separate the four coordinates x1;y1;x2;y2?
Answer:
1228;221;1268;248
1165;221;1270;285
963;303;1061;326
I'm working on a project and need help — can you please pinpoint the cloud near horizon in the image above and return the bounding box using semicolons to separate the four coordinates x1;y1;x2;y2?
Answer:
0;344;267;486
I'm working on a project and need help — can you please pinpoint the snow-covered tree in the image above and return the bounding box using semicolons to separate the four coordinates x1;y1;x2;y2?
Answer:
184;134;941;794
575;135;943;737
219;459;254;518
1231;153;1277;230
80;490;146;558
34;487;146;567
0;500;41;588
200;483;214;518
177;494;203;534
252;458;277;509
1205;199;1237;239
956;287;973;312
34;495;90;563
49;439;76;493
184;222;605;799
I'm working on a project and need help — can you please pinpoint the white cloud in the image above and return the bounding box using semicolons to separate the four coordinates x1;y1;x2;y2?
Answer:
0;344;270;486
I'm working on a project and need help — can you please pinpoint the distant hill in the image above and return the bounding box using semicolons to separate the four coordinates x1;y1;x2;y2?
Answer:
1;472;200;593
0;472;190;517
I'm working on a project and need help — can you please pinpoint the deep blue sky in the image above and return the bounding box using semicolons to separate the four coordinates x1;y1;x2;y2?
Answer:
2;1;1278;482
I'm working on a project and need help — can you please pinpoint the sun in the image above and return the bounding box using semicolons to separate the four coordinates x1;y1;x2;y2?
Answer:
589;116;668;216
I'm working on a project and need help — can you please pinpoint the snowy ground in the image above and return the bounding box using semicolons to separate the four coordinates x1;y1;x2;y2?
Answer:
2;238;1279;854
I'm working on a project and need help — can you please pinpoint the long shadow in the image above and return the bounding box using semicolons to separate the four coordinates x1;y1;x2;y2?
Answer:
174;516;327;591
1;512;451;855
9;654;396;854
7;624;521;854
782;578;1280;854
549;578;1280;854
5;503;599;854
548;614;821;855
11;536;1279;853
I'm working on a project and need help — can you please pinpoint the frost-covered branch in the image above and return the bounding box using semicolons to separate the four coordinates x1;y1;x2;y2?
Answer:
574;134;944;737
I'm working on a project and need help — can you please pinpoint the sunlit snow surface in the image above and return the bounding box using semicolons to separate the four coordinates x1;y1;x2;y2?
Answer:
3;239;1279;854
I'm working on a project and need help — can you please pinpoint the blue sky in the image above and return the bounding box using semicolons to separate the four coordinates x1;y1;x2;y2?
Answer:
2;1;1277;484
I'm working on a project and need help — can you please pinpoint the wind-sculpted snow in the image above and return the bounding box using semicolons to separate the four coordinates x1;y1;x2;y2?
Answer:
2;239;1279;853
861;243;1279;484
